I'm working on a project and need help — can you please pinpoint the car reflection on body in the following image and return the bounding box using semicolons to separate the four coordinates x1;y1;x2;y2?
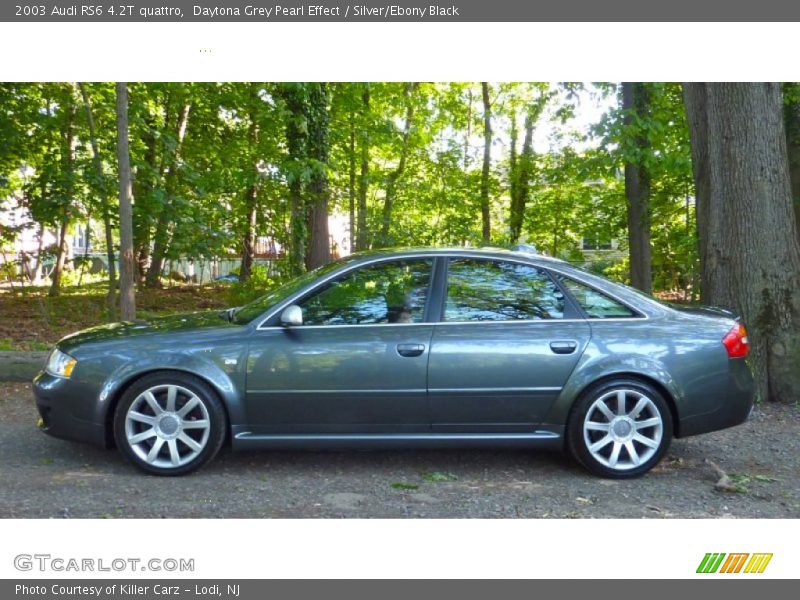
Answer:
33;247;754;477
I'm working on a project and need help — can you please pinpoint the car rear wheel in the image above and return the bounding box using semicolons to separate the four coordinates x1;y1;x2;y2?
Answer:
567;379;673;478
113;372;226;476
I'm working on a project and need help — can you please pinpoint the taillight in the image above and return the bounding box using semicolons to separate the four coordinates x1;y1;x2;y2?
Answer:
722;322;749;358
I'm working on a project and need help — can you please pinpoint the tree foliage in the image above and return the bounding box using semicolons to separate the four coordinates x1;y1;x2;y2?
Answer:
0;80;705;294
3;80;800;402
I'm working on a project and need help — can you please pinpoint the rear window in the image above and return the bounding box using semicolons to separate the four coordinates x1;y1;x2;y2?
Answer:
558;276;639;319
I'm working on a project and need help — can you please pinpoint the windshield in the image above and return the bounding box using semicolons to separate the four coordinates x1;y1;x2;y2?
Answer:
231;258;351;325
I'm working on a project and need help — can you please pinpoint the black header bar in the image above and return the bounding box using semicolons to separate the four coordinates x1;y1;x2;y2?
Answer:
4;0;800;22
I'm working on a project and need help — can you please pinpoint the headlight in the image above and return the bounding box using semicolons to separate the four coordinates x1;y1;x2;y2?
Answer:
45;349;77;378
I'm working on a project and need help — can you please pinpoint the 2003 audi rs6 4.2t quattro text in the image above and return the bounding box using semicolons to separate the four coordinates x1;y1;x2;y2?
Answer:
33;248;755;477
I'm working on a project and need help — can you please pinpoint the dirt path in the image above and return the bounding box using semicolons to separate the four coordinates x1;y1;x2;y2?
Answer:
0;382;797;518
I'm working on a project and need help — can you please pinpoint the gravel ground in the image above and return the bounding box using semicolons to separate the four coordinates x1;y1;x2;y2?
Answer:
1;381;798;518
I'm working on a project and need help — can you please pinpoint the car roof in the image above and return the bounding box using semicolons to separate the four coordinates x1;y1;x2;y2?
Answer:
346;246;569;265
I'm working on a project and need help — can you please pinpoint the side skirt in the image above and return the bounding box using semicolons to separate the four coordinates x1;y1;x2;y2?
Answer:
230;429;564;451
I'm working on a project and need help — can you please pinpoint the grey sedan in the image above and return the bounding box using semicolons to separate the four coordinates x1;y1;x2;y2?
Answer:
33;248;754;477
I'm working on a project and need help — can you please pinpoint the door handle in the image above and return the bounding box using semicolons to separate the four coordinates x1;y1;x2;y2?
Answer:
549;341;578;355
396;343;425;358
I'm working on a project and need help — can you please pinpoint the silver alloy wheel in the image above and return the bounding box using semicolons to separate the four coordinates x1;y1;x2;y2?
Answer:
582;388;664;471
124;384;211;469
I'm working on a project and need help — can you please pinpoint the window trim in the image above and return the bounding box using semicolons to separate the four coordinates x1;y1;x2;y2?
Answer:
253;251;650;331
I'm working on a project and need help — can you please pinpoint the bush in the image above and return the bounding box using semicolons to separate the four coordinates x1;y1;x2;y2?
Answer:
600;257;630;284
0;261;17;281
58;266;109;287
224;265;280;306
583;256;629;284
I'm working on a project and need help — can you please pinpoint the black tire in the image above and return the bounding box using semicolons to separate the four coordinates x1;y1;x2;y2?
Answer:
567;378;673;478
113;372;227;476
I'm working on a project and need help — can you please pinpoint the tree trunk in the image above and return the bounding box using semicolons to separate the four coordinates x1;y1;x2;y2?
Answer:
116;82;137;321
134;110;159;282
49;215;69;296
464;86;473;169
683;84;712;299
783;83;800;242
145;98;191;288
348;108;356;253
480;82;492;244
509;111;534;244
509;94;547;245
379;83;417;247
356;84;370;251
31;223;45;284
305;83;331;270
49;88;76;297
77;219;92;287
622;82;653;294
281;84;308;276
240;183;259;282
508;116;519;240
239;86;261;283
683;82;800;403
77;82;118;316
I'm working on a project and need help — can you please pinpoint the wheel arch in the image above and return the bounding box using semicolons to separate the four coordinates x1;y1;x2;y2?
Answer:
544;350;685;442
102;367;235;449
564;372;681;440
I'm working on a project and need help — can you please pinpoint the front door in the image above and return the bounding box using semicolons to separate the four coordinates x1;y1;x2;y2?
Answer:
245;258;435;434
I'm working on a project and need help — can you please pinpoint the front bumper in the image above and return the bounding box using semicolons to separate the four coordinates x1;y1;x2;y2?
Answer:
32;371;107;448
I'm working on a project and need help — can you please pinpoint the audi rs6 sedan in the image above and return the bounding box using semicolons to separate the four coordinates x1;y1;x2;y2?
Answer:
33;248;754;477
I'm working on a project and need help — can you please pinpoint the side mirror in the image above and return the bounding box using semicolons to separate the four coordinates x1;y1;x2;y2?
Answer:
280;305;303;327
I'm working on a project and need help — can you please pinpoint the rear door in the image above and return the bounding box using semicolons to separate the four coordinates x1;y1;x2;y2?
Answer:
427;257;591;432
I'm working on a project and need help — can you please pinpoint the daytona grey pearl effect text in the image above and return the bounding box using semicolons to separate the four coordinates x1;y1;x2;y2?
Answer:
193;5;460;18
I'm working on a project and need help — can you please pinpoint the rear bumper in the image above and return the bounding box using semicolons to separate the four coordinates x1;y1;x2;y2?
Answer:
32;371;107;448
677;359;755;438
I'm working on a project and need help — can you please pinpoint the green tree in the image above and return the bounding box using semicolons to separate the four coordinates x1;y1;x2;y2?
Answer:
305;83;332;270
144;84;192;288
116;82;136;320
622;82;653;294
684;82;800;403
480;82;492;243
78;82;118;317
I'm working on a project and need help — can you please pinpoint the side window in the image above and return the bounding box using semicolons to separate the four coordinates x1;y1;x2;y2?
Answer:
445;259;565;322
558;276;638;319
298;259;433;326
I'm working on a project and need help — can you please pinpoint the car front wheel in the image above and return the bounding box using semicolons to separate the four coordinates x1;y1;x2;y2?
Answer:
113;372;226;476
567;379;673;478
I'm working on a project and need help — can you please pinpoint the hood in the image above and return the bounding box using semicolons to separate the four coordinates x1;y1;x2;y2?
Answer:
57;311;237;351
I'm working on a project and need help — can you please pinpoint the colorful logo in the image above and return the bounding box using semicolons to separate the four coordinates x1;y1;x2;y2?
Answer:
696;553;773;574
